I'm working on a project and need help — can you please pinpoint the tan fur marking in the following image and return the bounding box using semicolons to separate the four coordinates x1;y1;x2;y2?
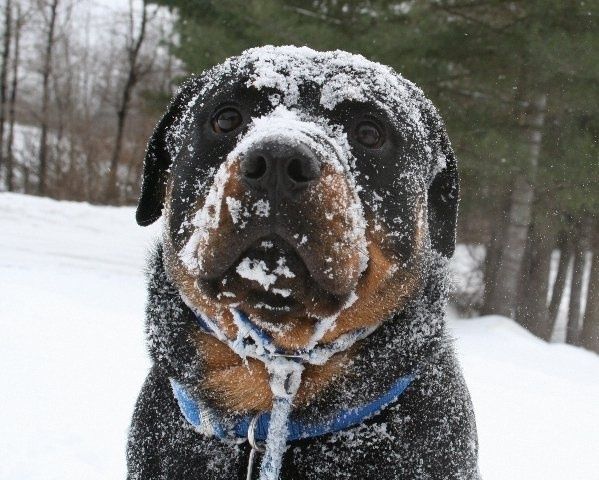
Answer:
197;329;353;412
321;238;421;343
204;360;273;412
163;167;240;339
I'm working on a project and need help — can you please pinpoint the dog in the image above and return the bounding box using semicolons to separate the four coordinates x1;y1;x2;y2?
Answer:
127;45;480;480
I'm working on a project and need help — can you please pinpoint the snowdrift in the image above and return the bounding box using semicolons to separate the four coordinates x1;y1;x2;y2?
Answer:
0;193;597;479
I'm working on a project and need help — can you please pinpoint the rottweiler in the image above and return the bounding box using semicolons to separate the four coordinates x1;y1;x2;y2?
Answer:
127;46;480;480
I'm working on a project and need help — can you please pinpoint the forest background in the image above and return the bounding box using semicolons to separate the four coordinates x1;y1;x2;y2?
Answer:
2;0;598;351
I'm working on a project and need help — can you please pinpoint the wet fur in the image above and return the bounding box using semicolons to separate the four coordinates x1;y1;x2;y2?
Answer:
127;47;479;480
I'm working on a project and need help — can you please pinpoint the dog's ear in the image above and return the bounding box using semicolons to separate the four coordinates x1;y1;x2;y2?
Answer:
427;119;459;258
136;78;199;226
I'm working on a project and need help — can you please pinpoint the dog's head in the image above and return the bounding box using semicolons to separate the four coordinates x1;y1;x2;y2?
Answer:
137;46;458;352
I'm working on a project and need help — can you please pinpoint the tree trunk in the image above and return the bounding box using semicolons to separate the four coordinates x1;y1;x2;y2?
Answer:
566;237;585;345
37;0;59;196
481;199;508;314
5;4;21;191
484;176;535;316
0;0;12;174
104;0;148;203
516;221;553;339
548;232;571;333
566;219;592;345
484;93;547;318
22;162;29;192
581;247;599;353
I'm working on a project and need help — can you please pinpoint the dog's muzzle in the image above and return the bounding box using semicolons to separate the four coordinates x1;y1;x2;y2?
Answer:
180;107;369;298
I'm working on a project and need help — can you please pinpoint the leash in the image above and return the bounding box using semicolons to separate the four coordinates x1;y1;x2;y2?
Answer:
246;414;265;480
192;307;378;366
173;304;414;480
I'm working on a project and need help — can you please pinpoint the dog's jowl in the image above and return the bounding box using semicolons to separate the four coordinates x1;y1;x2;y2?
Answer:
127;46;480;480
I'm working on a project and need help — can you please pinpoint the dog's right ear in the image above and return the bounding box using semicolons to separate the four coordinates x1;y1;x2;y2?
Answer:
422;102;460;258
136;78;199;226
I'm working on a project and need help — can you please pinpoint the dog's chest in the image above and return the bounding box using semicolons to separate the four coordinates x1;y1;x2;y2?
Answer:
284;415;409;480
191;411;410;480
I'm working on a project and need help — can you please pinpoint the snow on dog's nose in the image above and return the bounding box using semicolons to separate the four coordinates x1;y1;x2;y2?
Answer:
240;139;321;201
179;105;368;298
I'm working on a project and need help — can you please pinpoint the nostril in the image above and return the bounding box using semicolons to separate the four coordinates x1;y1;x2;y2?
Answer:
287;158;316;183
243;155;267;180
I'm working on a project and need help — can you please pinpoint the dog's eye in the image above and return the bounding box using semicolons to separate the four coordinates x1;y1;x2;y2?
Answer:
212;107;242;133
355;121;384;148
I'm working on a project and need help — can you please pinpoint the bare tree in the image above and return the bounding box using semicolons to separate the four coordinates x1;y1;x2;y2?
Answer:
104;0;149;203
50;1;76;199
5;2;23;191
37;0;59;195
2;0;172;199
0;0;12;176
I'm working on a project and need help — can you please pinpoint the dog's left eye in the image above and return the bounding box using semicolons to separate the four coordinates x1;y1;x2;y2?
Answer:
354;121;385;148
212;107;243;133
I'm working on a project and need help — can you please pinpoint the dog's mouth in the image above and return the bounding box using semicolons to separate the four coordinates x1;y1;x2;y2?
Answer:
198;234;349;318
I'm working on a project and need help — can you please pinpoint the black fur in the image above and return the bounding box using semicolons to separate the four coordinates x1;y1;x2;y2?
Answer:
128;47;479;479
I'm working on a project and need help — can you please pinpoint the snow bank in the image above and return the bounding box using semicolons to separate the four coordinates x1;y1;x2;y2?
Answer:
0;193;159;480
450;316;599;479
0;192;598;479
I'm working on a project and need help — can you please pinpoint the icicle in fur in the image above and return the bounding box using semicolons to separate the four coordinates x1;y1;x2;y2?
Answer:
258;359;304;480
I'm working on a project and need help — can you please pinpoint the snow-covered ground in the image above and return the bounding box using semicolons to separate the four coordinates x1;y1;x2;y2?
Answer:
1;192;598;479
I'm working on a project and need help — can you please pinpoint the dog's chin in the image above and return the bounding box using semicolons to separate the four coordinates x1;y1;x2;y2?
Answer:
197;235;352;321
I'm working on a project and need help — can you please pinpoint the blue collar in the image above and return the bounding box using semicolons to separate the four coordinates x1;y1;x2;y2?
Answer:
172;308;414;442
170;373;414;442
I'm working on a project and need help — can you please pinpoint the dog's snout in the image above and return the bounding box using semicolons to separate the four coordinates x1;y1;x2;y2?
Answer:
240;140;320;197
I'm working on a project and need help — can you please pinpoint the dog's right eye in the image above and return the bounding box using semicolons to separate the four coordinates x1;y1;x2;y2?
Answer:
354;120;385;149
212;107;243;133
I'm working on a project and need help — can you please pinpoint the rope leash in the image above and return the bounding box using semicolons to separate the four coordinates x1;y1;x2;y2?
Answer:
246;414;265;480
171;305;414;480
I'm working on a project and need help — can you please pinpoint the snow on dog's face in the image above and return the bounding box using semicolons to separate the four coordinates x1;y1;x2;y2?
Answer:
136;46;458;352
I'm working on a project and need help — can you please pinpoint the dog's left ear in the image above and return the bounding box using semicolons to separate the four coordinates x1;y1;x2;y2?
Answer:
426;118;459;258
136;78;199;226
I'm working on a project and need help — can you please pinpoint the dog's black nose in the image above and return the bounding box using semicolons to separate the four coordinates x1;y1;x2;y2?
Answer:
240;140;320;197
